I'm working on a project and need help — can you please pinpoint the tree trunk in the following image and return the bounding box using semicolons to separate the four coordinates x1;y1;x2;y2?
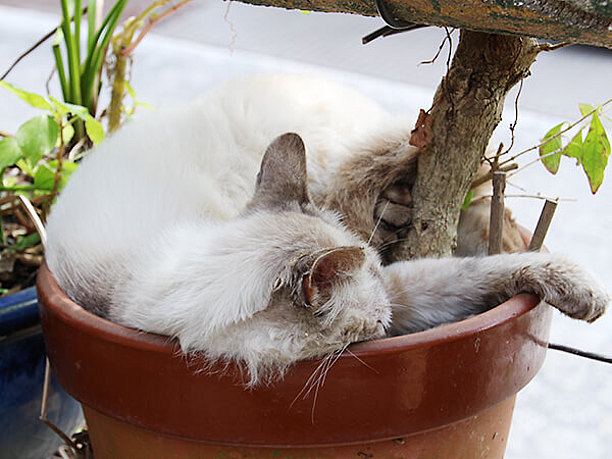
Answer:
387;31;541;261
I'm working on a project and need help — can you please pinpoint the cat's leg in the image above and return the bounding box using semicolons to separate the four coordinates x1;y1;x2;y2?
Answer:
382;252;609;335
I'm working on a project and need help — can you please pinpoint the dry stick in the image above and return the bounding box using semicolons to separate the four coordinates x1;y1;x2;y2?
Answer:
8;197;76;448
40;358;77;449
528;199;558;251
488;171;506;255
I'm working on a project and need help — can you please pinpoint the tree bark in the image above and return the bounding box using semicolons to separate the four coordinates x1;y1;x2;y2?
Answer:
387;31;541;261
236;0;612;49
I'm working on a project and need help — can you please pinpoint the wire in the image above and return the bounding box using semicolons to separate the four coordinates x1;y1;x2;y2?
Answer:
548;343;612;364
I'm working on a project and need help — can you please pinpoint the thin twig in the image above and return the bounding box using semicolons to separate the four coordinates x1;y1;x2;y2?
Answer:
505;194;573;201
120;0;194;56
0;129;13;137
538;42;573;52
470;163;519;189
418;29;452;66
501;78;524;157
1;29;56;80
499;98;612;167
1;7;88;81
508;144;577;177
40;358;78;449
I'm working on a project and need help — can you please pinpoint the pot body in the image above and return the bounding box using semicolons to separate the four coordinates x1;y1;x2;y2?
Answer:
0;287;83;459
37;263;552;458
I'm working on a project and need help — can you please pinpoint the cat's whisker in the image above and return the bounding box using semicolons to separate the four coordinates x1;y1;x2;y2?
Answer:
368;200;390;245
376;236;410;252
307;351;338;397
343;348;380;374
310;343;350;423
290;355;332;410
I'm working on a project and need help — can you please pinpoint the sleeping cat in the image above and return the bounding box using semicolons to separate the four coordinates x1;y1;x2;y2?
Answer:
45;75;609;384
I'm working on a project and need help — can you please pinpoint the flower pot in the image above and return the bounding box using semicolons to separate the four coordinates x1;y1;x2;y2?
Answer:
0;286;84;459
37;262;552;458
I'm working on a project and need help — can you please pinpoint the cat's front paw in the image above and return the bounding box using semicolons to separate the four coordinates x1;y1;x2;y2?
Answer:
563;281;609;323
373;183;413;247
538;258;610;323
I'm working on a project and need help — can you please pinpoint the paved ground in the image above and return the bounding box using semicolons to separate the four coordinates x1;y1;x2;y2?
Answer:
1;2;611;458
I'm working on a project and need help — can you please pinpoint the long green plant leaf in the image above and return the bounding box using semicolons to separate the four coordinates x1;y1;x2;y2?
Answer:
52;29;70;102
87;0;97;50
60;0;81;105
81;0;127;114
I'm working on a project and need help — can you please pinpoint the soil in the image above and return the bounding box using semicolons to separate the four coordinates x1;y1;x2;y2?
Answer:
0;218;43;295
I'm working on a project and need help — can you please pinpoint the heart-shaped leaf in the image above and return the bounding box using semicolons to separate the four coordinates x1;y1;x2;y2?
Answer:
15;115;60;167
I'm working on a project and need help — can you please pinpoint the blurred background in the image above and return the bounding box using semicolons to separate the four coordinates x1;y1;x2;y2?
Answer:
1;1;611;457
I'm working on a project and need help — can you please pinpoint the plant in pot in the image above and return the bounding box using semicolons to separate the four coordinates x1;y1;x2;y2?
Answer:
6;2;612;459
0;0;180;456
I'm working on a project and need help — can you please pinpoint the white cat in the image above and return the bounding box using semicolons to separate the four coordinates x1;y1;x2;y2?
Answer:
45;75;609;384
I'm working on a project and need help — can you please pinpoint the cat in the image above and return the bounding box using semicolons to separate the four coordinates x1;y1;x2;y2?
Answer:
45;75;609;385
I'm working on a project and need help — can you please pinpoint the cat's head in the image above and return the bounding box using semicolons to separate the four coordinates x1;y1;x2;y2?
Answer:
180;133;392;385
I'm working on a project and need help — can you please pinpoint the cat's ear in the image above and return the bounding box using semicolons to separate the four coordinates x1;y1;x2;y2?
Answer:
303;246;366;307
248;133;311;211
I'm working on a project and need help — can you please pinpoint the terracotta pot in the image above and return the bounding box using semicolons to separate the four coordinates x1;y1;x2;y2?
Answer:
37;263;552;458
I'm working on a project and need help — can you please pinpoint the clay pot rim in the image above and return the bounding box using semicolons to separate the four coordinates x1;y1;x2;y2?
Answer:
38;262;540;360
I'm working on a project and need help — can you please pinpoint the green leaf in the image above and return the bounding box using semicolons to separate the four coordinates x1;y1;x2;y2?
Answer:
581;113;610;194
60;123;75;146
562;131;583;165
539;123;564;174
49;96;89;118
13;232;41;251
15;159;34;177
84;117;105;144
461;189;475;211
0;137;23;169
579;103;596;117
33;159;78;192
0;81;53;111
15;116;60;166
